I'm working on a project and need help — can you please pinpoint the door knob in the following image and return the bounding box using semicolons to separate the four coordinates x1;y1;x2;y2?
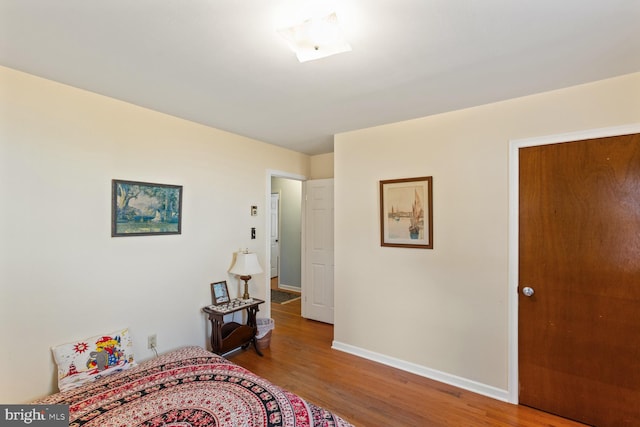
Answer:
522;286;535;297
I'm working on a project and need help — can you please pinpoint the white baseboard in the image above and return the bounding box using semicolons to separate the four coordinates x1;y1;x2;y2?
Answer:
277;283;301;293
331;340;511;403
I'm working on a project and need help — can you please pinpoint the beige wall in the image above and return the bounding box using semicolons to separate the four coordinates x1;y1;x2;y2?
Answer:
310;152;334;179
3;63;638;404
0;66;310;402
333;72;640;397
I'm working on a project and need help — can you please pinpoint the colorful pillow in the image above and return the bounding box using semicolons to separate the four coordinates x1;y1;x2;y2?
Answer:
52;327;135;392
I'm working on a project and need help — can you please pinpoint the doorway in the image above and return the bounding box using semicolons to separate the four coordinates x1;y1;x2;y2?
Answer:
266;172;335;324
270;176;302;293
266;171;305;321
509;125;640;426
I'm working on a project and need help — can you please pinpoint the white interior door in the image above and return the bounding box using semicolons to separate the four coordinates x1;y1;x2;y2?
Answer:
302;179;334;324
270;193;280;279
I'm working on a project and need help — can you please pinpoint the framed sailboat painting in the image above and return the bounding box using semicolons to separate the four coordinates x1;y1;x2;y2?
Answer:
380;176;433;249
112;179;183;237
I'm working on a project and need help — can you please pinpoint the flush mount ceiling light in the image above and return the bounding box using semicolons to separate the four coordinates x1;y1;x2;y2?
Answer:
278;12;351;62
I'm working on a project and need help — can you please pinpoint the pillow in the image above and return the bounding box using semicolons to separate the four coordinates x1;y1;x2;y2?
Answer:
52;327;135;392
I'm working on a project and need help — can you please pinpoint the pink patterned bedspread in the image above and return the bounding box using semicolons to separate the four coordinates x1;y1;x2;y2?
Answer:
35;346;353;427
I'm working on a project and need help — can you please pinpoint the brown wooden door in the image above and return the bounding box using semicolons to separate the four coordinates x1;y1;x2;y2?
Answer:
519;133;640;427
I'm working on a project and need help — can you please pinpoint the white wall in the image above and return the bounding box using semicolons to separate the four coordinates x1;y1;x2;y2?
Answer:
333;72;640;398
0;66;309;403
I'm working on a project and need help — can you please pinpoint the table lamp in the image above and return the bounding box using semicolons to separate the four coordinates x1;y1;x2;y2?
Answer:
229;250;263;301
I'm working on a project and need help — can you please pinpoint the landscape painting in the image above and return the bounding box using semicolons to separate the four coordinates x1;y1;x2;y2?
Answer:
112;179;182;237
380;176;433;249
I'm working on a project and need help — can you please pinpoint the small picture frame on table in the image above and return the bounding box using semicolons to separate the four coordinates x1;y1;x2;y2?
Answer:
211;281;231;305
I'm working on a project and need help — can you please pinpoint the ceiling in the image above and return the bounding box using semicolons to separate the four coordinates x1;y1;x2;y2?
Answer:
2;1;639;155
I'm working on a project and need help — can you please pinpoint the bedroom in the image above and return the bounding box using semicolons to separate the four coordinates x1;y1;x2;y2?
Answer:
2;1;640;426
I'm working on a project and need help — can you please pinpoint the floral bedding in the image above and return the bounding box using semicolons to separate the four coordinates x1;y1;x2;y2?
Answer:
35;346;353;427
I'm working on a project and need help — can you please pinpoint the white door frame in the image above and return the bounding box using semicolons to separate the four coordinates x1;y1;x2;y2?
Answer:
270;192;280;280
507;123;640;404
264;170;307;317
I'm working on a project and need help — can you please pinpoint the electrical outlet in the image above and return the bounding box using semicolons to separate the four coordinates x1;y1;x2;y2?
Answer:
147;334;157;349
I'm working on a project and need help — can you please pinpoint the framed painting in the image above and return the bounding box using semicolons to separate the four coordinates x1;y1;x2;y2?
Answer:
210;281;231;305
112;179;182;237
380;176;433;249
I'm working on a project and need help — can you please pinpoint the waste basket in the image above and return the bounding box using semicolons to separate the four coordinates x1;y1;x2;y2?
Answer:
256;318;275;350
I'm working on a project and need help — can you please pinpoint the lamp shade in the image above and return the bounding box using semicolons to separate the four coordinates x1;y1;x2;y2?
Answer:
229;252;263;276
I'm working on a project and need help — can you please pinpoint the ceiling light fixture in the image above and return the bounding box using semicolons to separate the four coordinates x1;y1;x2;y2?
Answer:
278;12;351;63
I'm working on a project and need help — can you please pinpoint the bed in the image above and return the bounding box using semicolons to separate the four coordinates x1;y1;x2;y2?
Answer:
35;345;353;427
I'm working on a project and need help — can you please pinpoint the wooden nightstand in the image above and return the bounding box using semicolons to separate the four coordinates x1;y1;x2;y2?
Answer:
203;299;265;356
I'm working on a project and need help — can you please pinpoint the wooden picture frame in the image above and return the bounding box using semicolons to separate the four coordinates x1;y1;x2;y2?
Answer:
210;281;231;305
380;176;433;249
112;179;182;237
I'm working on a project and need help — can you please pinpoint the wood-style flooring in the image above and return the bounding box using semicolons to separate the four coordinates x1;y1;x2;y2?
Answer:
227;297;587;426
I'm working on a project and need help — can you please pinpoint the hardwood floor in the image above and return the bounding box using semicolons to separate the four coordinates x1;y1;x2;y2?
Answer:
227;299;588;427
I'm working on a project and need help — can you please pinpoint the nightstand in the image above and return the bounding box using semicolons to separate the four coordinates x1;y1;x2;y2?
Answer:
203;299;265;356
